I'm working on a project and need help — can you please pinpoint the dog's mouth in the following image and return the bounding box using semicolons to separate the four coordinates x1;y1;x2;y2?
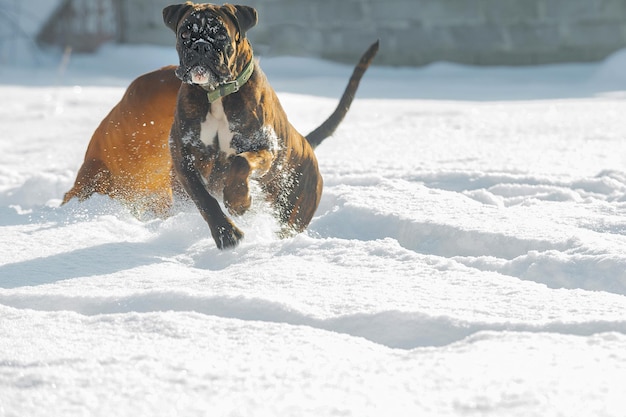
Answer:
189;66;211;85
175;64;224;89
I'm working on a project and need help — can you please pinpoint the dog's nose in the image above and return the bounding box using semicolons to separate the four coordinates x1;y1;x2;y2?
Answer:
192;40;211;54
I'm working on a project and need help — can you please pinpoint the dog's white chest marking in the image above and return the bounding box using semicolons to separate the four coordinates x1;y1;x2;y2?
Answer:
199;98;236;155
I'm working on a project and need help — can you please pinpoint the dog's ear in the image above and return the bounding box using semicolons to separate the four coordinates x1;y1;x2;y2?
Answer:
163;3;194;33
221;4;258;41
232;5;258;34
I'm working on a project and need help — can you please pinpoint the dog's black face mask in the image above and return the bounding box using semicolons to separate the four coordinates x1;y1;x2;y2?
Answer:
175;11;234;87
163;3;258;90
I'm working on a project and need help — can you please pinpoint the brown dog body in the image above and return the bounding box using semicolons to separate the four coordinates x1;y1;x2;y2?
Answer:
168;58;323;247
64;2;378;249
63;66;181;217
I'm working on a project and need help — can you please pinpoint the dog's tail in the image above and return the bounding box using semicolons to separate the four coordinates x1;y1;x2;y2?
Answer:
305;40;379;149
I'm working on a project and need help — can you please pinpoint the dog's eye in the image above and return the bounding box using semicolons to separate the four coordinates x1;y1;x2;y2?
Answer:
180;30;191;40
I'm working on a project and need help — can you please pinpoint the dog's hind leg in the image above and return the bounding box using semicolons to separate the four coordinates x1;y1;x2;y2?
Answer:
62;158;112;204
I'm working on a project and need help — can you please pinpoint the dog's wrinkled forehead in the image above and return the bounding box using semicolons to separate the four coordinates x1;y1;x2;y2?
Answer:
180;10;230;42
164;3;258;43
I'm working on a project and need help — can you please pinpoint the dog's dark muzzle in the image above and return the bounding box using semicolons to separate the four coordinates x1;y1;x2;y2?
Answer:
177;41;230;85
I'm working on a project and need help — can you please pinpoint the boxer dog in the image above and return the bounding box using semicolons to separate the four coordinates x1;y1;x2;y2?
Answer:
162;2;378;249
63;1;378;249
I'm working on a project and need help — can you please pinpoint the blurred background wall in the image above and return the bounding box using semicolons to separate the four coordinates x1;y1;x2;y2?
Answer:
5;0;626;66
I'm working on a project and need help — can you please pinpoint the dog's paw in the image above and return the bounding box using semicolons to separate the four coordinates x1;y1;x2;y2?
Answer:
212;220;244;250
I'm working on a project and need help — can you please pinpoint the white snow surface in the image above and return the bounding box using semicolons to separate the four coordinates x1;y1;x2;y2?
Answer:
3;45;626;416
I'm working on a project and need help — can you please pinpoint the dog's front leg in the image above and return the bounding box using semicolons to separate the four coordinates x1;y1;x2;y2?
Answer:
169;123;244;249
223;149;273;216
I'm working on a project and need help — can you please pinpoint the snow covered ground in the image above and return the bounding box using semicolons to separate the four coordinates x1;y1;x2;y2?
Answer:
2;43;626;416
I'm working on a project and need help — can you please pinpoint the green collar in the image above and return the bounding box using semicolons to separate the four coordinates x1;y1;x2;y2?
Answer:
204;57;254;103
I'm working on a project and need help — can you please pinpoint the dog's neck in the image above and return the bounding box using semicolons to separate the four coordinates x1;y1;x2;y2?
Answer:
201;54;254;103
